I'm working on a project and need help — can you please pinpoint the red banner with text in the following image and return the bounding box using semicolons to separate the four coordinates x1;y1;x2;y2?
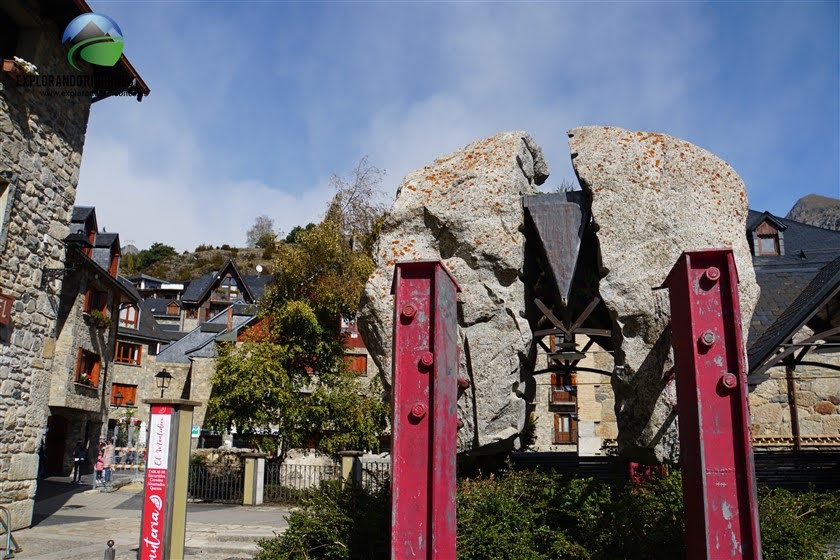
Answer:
139;405;172;560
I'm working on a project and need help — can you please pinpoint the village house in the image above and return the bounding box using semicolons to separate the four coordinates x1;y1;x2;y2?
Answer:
107;278;170;448
0;0;148;527
178;259;270;332
524;208;840;457
41;207;139;478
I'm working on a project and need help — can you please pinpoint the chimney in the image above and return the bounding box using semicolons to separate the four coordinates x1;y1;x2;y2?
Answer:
227;306;233;331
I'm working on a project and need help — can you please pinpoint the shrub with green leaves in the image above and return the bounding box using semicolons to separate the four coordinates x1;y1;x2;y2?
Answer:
759;486;840;560
256;479;389;560
255;468;840;560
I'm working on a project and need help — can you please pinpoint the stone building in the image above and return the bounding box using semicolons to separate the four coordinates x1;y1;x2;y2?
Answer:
43;207;136;477
524;208;840;457
745;211;840;449
528;336;617;455
0;0;148;527
107;278;169;447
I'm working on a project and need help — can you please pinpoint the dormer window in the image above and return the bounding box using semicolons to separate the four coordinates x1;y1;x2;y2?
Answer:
118;304;139;329
750;214;786;257
756;232;779;255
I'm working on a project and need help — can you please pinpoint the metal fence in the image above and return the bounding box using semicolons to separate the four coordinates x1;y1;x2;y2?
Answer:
360;460;390;490
187;462;244;504
264;461;342;504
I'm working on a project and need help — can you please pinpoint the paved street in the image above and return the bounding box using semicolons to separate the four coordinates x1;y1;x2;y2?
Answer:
11;475;291;559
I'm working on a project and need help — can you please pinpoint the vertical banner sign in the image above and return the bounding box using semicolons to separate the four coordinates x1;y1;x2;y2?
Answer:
140;405;172;560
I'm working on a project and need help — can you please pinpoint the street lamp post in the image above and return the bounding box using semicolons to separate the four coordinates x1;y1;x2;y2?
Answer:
155;368;172;399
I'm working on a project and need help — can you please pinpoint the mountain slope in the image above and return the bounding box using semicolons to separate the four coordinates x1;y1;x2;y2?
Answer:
786;194;840;231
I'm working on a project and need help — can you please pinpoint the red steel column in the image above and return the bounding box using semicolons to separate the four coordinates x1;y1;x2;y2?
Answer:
663;249;761;560
391;261;460;560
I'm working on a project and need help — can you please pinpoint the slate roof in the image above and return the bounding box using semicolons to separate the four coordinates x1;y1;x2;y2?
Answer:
747;210;840;347
155;305;257;364
747;209;840;372
115;277;169;343
242;275;272;301
179;272;215;303
128;273;169;284
180;259;256;304
71;206;95;223
748;256;840;373
144;297;178;315
91;233;120;272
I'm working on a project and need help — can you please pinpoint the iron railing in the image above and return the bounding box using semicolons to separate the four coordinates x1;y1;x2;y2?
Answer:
360;460;390;490
263;462;341;504
187;462;244;503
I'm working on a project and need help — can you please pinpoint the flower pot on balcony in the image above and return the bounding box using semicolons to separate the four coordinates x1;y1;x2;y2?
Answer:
85;310;110;329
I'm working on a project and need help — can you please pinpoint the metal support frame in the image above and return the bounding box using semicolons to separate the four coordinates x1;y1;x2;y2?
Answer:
390;261;460;560
663;249;761;560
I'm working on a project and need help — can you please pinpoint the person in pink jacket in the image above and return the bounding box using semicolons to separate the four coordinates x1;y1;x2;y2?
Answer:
95;454;104;482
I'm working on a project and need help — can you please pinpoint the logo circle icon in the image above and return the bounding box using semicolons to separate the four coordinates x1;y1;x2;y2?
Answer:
62;13;124;71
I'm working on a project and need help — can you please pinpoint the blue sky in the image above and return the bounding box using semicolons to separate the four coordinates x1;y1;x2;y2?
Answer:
76;1;839;252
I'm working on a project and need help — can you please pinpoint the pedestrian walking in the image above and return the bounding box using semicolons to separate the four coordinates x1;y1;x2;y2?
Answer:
71;441;86;483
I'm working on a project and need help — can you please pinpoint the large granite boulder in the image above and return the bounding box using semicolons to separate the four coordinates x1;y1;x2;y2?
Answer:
358;131;549;454
568;126;760;462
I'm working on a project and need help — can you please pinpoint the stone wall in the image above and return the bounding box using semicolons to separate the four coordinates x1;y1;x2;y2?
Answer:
0;11;93;528
749;327;840;447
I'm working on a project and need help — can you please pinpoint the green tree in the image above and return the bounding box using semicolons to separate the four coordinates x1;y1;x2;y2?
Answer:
126;242;177;273
208;207;388;455
284;222;316;244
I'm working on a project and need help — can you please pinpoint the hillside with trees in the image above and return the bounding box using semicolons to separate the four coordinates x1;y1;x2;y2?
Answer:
122;245;274;282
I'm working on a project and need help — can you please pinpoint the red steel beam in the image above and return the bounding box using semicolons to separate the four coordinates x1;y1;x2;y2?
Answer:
663;249;762;559
391;261;460;560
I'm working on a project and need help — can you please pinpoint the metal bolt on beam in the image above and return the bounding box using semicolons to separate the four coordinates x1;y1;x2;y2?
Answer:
704;266;721;282
699;330;716;348
457;377;471;390
420;352;434;367
721;372;738;390
401;304;417;320
411;403;427;419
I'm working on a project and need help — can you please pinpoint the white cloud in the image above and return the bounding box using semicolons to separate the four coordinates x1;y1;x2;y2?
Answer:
76;105;334;252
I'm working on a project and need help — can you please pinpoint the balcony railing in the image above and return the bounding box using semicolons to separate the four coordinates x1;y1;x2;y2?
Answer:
549;386;576;406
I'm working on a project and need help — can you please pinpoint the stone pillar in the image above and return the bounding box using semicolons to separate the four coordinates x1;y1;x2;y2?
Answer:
338;451;363;488
242;453;266;506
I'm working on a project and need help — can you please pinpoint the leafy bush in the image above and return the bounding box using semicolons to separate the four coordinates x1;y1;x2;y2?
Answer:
255;468;840;560
759;486;840;560
457;470;590;560
255;480;389;560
